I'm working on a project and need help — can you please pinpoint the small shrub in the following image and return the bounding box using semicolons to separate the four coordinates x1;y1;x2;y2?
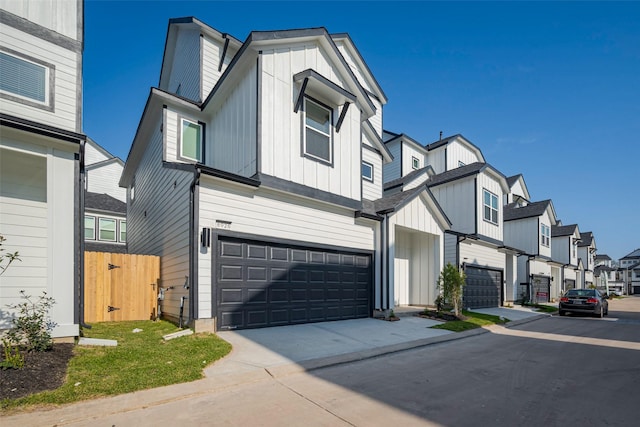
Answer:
0;339;24;370
5;290;57;352
437;263;467;317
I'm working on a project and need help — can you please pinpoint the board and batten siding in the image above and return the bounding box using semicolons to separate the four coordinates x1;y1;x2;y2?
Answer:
425;147;445;174
259;44;361;201
476;172;503;242
444;232;458;268
446;140;482;170
362;139;382;200
401;142;425;176
166;27;201;102
208;63;257;176
0;0;80;40
430;177;475;234
504;216;538;255
335;41;373;93
459;241;505;272
369;97;383;138
201;35;236;101
552;237;570;264
0;24;79;132
126;119;192;321
86;161;126;202
196;177;376;319
382;140;401;183
0;135;78;338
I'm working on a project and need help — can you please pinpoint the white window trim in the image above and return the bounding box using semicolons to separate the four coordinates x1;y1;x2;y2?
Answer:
98;217;117;242
84;215;96;240
412;156;420;170
362;161;374;182
179;118;204;162
302;97;333;165
483;189;499;225
541;223;550;247
119;219;127;243
0;47;54;111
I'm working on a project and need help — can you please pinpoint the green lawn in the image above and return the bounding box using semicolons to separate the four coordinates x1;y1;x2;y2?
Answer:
1;320;231;410
430;310;509;332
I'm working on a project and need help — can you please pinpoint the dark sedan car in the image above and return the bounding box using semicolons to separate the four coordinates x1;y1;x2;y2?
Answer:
559;289;609;318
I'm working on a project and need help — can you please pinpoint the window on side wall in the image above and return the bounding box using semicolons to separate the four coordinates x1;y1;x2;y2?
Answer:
412;156;420;170
362;161;373;182
119;220;127;243
0;50;53;110
180;118;203;162
541;223;550;247
303;97;332;164
99;218;117;242
483;189;499;225
84;216;96;240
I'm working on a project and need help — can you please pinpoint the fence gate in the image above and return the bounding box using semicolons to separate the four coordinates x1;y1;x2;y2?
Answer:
84;252;160;322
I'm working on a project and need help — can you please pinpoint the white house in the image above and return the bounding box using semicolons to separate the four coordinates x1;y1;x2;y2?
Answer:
0;0;85;339
83;138;127;253
619;249;640;294
426;162;512;309
120;17;449;331
503;199;558;302
551;223;583;292
577;231;596;288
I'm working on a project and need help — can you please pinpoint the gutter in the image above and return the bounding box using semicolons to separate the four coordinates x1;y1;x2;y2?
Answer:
188;167;202;326
78;138;91;329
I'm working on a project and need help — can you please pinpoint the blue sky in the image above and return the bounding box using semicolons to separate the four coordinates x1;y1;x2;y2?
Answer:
83;1;640;261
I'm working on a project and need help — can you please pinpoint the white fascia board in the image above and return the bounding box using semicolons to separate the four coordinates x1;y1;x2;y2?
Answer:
120;88;200;187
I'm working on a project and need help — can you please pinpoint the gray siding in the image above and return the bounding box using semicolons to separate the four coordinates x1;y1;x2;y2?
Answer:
383;140;401;183
167;27;201;102
127;119;192;321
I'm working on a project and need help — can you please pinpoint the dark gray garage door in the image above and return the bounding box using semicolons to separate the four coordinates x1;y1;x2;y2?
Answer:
215;236;372;330
463;266;503;309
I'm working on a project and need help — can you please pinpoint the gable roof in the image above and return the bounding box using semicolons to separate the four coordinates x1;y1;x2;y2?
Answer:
551;224;579;238
424;134;485;163
621;248;640;260
503;199;554;221
85;191;127;215
357;185;451;227
426;162;509;193
384;165;434;191
362;120;393;163
382;132;426;154
577;231;594;247
506;174;521;188
595;254;612;261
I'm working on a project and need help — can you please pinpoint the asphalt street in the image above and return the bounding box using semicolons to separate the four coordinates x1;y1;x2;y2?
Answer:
4;297;639;426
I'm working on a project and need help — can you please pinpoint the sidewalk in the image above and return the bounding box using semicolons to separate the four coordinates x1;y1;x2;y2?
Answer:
1;306;547;426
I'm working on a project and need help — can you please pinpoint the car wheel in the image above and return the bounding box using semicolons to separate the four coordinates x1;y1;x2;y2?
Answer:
597;306;604;318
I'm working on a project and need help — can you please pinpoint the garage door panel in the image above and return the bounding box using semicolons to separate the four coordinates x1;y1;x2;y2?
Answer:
215;237;372;330
464;266;503;309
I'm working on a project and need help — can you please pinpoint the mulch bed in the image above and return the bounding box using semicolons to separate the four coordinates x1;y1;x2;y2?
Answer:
417;310;466;322
0;343;74;401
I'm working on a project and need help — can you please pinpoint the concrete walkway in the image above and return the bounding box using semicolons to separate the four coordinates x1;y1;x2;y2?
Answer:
1;306;546;426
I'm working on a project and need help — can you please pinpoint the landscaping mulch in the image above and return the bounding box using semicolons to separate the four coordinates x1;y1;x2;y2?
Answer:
417;310;466;322
0;343;74;401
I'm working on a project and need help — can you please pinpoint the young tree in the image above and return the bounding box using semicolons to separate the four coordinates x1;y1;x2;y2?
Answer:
437;263;467;317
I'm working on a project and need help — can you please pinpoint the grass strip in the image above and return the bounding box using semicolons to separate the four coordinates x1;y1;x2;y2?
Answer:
430;310;509;332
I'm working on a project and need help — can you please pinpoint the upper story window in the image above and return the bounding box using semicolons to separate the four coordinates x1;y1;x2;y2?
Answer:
362;161;373;182
303;97;333;164
99;218;117;242
412;156;420;170
483;189;499;225
0;50;53;110
180;118;203;162
541;223;550;247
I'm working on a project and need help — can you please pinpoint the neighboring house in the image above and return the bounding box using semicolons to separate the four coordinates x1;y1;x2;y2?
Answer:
0;1;85;339
577;231;596;287
120;17;450;331
83;138;127;253
594;264;624;296
595;254;613;267
425;162;514;309
504;174;531;206
85;137;126;202
619;249;640;294
551;224;583;292
503;199;558;303
84;191;127;253
422;134;486;174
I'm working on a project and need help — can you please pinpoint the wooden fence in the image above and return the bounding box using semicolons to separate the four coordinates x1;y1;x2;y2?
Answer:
84;252;160;322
